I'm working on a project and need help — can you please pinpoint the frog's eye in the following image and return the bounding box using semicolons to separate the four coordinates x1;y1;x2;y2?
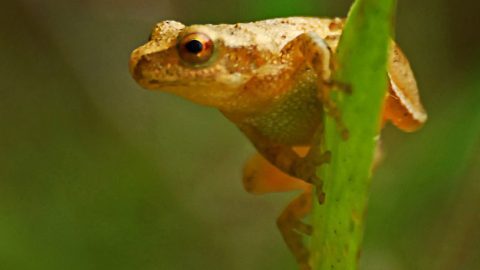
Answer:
178;32;214;64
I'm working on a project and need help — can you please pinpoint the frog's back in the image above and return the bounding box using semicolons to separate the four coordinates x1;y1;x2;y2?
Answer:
201;17;344;53
247;17;343;38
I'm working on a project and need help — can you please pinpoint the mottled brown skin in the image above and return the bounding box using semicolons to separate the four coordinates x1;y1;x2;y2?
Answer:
129;17;427;270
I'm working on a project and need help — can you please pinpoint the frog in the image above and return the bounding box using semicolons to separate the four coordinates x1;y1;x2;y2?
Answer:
129;17;427;270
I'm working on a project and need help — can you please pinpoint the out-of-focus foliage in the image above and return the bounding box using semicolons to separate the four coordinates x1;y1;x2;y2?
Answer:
0;1;479;270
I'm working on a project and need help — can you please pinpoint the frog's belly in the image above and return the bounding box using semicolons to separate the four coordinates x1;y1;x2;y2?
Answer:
245;70;323;146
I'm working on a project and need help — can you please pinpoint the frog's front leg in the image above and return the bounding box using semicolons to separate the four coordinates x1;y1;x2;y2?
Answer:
238;32;339;198
282;32;348;138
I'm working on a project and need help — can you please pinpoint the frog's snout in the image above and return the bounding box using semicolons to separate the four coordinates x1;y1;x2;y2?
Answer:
129;48;157;89
129;49;143;82
129;47;182;90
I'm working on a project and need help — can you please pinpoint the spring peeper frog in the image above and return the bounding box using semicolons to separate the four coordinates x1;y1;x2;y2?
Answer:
129;17;427;270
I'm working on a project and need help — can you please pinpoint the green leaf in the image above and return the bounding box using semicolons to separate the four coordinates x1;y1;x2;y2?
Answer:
310;0;397;269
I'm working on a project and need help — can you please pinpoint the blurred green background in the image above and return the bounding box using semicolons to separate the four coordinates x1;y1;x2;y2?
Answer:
1;0;479;269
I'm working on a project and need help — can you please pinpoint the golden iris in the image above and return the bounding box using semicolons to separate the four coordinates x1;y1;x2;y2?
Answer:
178;32;214;64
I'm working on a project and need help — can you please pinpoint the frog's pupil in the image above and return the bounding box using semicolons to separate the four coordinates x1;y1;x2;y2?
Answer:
185;40;203;54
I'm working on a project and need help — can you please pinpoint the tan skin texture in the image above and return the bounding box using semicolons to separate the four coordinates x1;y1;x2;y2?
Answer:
130;17;427;270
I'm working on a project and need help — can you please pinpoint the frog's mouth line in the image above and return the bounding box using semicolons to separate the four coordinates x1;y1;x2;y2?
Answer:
139;78;213;92
145;79;183;88
136;79;193;91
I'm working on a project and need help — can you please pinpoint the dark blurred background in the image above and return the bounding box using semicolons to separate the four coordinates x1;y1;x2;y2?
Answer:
1;0;479;269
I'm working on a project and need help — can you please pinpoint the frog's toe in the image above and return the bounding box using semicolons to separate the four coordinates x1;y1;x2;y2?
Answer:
326;79;352;94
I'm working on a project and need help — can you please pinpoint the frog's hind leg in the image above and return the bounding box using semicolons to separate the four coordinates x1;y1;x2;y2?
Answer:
278;191;313;270
243;150;313;270
243;151;310;195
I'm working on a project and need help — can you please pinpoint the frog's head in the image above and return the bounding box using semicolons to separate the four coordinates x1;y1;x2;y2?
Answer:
130;20;266;110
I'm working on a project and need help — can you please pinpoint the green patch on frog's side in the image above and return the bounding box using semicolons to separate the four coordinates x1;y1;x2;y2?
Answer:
243;69;322;145
309;0;397;269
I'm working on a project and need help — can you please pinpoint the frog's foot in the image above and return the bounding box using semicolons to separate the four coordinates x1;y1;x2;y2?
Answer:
292;151;331;182
277;191;313;270
290;151;330;203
